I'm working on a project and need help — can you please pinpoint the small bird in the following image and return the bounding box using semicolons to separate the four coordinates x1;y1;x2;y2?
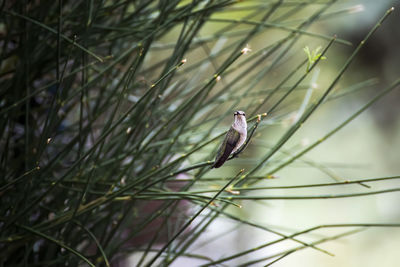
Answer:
212;111;247;168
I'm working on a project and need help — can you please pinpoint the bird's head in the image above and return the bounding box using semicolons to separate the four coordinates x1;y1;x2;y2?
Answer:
234;110;247;125
234;110;246;117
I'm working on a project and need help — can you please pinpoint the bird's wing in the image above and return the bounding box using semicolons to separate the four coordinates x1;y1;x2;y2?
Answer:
212;127;240;168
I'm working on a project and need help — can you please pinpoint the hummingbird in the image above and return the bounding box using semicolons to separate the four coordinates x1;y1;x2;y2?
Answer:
212;111;247;168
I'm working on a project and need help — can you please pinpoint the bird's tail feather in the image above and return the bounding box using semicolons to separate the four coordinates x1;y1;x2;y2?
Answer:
212;143;234;168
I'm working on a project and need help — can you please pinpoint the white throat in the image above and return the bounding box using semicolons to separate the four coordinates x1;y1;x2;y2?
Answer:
232;115;247;153
233;115;247;131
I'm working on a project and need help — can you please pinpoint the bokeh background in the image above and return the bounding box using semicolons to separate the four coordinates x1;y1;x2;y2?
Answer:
129;0;400;266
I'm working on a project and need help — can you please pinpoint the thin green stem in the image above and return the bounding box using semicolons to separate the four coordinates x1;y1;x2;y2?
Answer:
16;224;95;267
145;169;244;266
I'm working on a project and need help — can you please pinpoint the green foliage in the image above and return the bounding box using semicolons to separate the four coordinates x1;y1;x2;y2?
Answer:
303;45;327;72
0;1;399;266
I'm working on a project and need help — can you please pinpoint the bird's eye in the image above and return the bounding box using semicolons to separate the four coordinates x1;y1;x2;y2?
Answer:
242;113;246;116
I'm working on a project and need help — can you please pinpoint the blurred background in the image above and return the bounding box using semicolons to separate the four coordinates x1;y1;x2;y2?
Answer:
206;1;400;266
128;0;400;266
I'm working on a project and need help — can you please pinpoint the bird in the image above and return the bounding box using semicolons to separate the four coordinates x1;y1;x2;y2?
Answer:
212;110;247;168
